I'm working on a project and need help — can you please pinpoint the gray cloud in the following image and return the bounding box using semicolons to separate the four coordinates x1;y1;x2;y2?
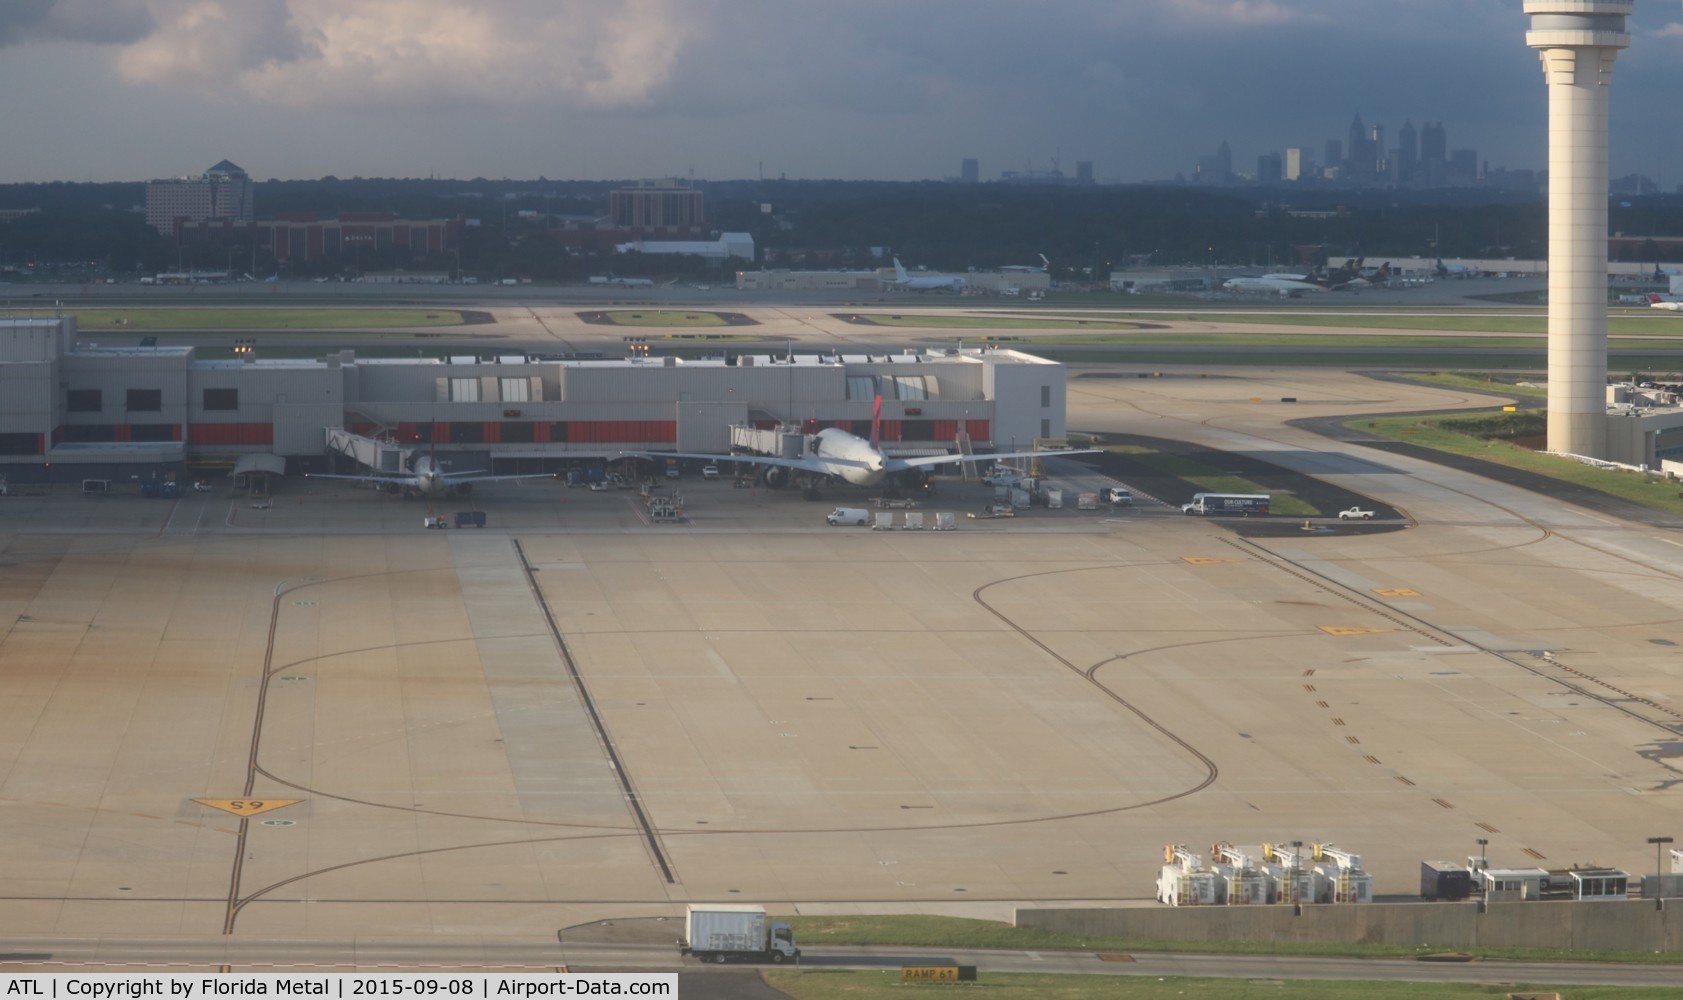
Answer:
0;0;1675;184
0;0;153;47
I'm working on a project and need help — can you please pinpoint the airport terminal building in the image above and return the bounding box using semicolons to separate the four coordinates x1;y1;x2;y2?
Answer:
0;316;1073;484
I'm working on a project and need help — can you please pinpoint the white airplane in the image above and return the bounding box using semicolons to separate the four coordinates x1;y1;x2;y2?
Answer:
623;397;1097;490
1222;275;1328;297
611;276;655;288
306;440;556;498
891;258;967;293
1001;254;1052;274
1649;294;1683;313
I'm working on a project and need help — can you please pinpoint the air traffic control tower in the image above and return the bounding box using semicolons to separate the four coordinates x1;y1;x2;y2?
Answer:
1525;1;1631;458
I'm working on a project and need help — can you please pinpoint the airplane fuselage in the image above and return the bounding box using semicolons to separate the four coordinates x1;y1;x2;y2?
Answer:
1223;277;1325;297
408;455;453;496
809;428;889;486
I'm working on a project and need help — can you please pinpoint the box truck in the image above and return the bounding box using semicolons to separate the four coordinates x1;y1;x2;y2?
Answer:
681;904;800;964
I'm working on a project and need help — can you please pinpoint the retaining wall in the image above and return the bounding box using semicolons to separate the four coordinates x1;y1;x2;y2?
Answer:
1016;900;1682;952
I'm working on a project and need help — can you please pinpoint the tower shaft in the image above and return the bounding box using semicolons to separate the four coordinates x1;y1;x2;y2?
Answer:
1525;1;1630;458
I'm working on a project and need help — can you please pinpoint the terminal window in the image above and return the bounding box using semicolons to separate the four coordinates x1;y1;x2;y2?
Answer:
203;388;239;411
127;389;163;412
66;389;102;413
129;423;176;442
0;432;41;455
1041;385;1051;408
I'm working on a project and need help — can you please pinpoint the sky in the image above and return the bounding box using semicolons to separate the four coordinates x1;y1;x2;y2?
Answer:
0;0;1680;186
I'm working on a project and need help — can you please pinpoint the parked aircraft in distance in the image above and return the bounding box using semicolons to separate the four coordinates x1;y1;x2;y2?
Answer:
1222;275;1328;297
1649;294;1683;313
1436;258;1474;278
623;397;1097;490
612;276;655;287
306;433;556;498
1000;254;1052;274
890;258;967;293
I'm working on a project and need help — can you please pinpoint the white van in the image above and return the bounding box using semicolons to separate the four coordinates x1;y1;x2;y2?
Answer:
826;507;870;526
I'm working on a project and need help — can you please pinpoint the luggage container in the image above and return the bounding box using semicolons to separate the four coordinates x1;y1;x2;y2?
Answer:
1010;488;1031;510
1045;488;1064;509
1077;492;1099;510
903;512;925;530
932;512;956;531
872;512;895;530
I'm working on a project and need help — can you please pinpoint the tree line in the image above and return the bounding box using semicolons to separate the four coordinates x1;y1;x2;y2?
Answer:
2;176;1681;281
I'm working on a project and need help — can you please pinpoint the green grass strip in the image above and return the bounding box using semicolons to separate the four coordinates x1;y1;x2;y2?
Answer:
1397;372;1550;399
782;914;1683;966
1087;311;1670;336
1357;414;1683;517
1104;444;1317;516
851;313;1140;330
594;310;728;327
955;332;1683;349
69;308;464;330
766;969;1683;999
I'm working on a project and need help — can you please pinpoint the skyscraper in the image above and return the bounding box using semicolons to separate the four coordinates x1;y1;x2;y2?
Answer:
1347;114;1366;166
1195;141;1233;185
1397;119;1419;179
1420;122;1447;164
961;158;979;184
1284;148;1313;182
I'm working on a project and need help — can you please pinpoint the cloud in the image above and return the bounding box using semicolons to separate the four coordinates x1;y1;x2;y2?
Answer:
1162;0;1326;26
110;0;708;111
0;0;153;47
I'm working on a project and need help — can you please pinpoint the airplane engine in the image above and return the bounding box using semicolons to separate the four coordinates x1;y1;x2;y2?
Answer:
895;469;930;491
762;466;793;490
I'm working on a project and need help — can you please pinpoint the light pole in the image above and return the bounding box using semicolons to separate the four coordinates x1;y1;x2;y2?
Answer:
1648;835;1673;908
1291;840;1303;906
1476;838;1489;869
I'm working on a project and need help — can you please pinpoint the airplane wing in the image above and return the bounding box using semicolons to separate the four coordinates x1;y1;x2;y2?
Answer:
889;448;1101;470
619;450;878;472
444;472;558;484
304;472;419;485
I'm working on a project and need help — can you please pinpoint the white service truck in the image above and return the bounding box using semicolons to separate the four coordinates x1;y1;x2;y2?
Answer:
1337;506;1375;520
681;904;800;964
826;506;870;526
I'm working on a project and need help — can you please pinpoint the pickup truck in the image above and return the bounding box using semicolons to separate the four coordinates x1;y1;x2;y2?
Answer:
1337;506;1375;520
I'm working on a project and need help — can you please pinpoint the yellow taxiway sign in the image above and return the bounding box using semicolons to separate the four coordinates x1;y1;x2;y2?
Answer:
193;798;301;817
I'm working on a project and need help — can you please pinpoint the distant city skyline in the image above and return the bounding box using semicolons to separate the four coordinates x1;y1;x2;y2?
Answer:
0;1;1678;187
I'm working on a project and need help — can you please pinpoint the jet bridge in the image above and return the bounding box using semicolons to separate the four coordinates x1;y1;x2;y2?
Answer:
326;428;411;474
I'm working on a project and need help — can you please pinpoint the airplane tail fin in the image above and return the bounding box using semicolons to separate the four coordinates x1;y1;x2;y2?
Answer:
870;394;883;451
893;258;908;282
1650;294;1663;304
1038;253;1050;271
